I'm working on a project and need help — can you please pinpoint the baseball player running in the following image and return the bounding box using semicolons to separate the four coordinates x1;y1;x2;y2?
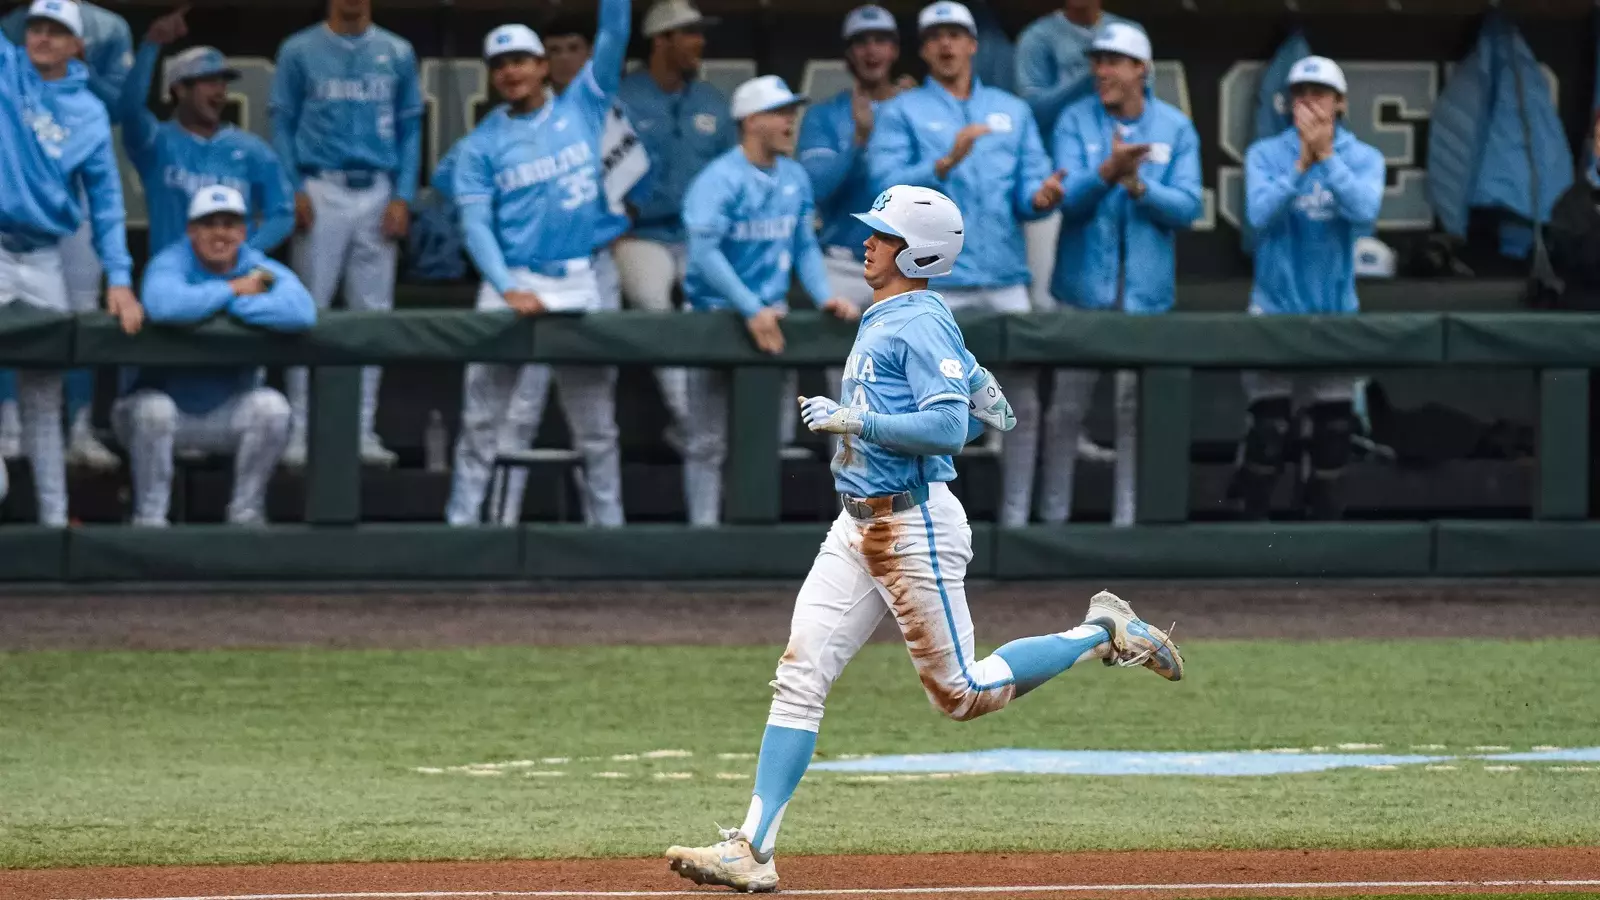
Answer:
680;75;858;527
0;0;140;527
2;0;130;471
116;186;313;526
664;186;1183;893
443;0;631;528
868;1;1063;529
119;7;294;255
271;0;423;467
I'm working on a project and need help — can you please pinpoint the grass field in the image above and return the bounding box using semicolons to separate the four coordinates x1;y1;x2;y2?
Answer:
2;638;1598;869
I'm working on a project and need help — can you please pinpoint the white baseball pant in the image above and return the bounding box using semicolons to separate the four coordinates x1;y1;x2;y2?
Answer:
286;173;398;445
1039;369;1138;526
1;242;72;526
770;482;1019;732
1022;212;1061;313
446;265;623;527
112;386;291;526
939;285;1041;528
682;364;799;528
612;236;690;430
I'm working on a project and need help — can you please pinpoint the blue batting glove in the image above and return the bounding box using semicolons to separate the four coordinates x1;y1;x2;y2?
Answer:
967;365;1016;432
799;395;864;435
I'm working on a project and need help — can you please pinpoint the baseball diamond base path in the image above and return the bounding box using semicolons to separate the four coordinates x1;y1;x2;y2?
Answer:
4;849;1600;900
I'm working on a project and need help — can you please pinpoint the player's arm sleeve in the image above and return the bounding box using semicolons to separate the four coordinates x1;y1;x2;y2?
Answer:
793;184;831;304
87;18;134;108
866;101;940;194
797;104;856;204
1014;28;1082;144
269;46;304;191
1057;114;1112;223
1318;144;1384;227
139;251;234;323
248;144;297;252
228;261;318;331
964;415;986;444
1012;108;1056;221
1134;120;1204;229
454;146;512;296
392;51;424;204
80;136;134;288
856;315;976;454
430;147;458;203
584;0;630;100
1245;140;1303;232
684;174;764;317
859;400;968;456
115;41;162;173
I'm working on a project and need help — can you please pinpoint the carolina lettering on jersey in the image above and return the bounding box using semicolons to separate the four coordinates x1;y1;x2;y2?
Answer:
730;215;798;242
842;351;877;384
162;166;249;197
494;141;593;193
313;75;395;103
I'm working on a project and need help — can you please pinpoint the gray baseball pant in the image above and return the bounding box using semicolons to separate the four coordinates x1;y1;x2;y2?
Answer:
1;242;72;526
612;236;691;430
1039;369;1138;526
682;366;799;527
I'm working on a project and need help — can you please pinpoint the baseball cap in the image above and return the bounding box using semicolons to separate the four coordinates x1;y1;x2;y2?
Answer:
643;0;719;38
26;0;82;38
1087;22;1151;65
917;1;976;37
730;74;807;121
164;46;240;92
188;185;248;221
843;5;897;41
484;24;545;60
1354;237;1396;279
1288;55;1348;95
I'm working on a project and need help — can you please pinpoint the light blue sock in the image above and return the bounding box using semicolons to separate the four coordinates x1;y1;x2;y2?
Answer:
63;367;93;422
738;724;816;862
994;624;1110;697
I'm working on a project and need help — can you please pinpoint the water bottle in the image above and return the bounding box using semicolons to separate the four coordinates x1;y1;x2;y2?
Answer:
424;410;448;473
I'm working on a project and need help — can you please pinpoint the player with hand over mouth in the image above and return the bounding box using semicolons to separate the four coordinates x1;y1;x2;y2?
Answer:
664;186;1185;893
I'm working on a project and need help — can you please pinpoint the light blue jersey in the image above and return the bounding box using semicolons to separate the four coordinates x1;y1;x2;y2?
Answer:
1;0;131;108
796;89;880;258
1014;10;1142;144
269;23;423;201
682;147;830;317
453;0;628;295
126;240;316;415
119;42;294;254
0;34;132;285
832;290;976;498
616;70;734;242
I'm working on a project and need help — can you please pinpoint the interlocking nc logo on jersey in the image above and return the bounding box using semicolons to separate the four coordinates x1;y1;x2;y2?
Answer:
871;189;892;212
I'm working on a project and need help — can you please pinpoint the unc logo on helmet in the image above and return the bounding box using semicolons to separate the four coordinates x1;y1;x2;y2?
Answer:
870;190;892;212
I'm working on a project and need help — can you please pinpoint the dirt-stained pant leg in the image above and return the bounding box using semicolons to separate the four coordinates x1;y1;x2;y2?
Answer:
859;484;1017;720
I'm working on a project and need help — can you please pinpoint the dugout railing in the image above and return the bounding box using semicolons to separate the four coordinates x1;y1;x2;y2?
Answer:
0;306;1594;581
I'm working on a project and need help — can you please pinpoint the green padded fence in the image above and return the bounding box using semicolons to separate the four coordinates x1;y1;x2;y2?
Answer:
1;306;1596;581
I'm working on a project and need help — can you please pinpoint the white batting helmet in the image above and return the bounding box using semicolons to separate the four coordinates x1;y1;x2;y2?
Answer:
851;185;964;278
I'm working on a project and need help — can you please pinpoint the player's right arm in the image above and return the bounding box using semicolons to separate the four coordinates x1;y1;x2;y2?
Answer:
116;40;163;176
452;135;514;297
139;246;235;324
1245;137;1302;233
1056;106;1111;223
228;260;317;331
268;40;305;193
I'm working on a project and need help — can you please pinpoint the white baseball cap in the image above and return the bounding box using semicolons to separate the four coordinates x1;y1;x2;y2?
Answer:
484;24;545;60
26;0;82;38
643;0;719;38
730;74;807;121
1087;22;1151;65
1288;55;1348;95
188;185;248;221
917;1;976;38
843;5;897;41
1354;237;1396;279
852;185;965;278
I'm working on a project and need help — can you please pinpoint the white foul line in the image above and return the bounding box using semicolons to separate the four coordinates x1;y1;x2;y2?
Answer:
51;879;1600;900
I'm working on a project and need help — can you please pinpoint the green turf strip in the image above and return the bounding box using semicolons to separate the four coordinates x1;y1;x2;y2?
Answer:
1;640;1597;867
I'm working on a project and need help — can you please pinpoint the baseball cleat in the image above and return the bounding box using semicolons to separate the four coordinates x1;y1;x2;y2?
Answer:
360;433;399;468
665;827;779;893
1084;590;1184;682
280;436;307;469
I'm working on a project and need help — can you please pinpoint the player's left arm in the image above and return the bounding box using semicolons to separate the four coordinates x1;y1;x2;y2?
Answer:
79;133;134;289
391;46;425;205
865;99;941;193
1320;142;1385;227
1011;107;1057;221
248;140;297;253
967;363;1016;432
228;261;318;331
87;15;135;108
1131;118;1203;229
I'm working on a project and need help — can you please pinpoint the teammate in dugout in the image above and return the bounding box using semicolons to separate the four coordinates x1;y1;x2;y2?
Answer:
443;0;631;529
0;0;140;525
868;0;1064;530
1;0;132;472
1042;23;1201;527
115;187;313;527
679;74;858;528
1232;56;1384;521
271;0;423;469
118;7;294;256
665;186;1184;893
